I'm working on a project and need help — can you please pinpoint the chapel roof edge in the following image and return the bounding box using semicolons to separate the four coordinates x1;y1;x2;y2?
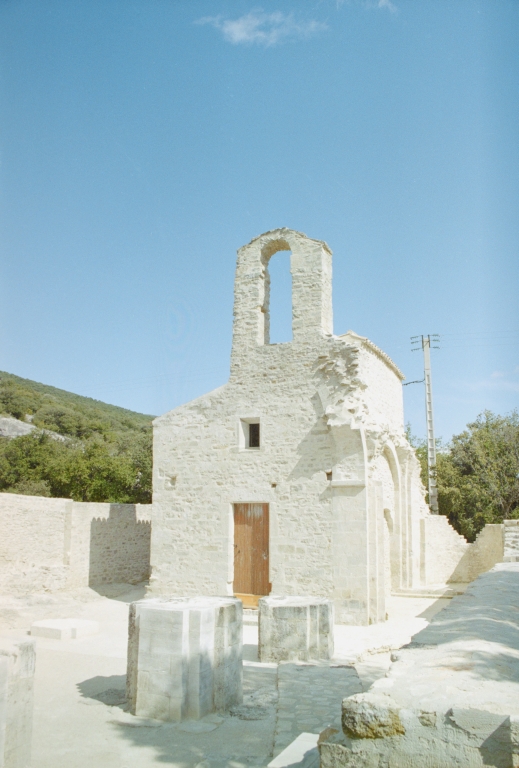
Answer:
153;383;227;425
338;330;405;381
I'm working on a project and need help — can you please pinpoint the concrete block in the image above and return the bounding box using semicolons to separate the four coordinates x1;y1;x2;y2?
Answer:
0;638;35;768
268;733;319;768
30;619;99;640
127;596;242;722
259;596;334;662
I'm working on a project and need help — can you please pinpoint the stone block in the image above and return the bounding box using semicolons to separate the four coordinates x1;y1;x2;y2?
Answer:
30;619;99;640
268;733;319;768
341;692;405;739
0;638;35;768
258;596;334;662
127;596;242;722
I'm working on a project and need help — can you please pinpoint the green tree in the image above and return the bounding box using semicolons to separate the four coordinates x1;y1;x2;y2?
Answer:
409;411;519;541
0;380;42;418
0;430;152;504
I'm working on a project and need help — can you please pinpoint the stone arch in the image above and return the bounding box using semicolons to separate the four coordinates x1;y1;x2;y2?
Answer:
230;229;333;371
259;237;291;345
371;442;402;594
383;443;404;591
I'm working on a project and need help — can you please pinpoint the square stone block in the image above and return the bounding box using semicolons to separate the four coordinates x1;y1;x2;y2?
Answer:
127;596;243;722
259;596;334;662
30;619;99;640
0;638;36;768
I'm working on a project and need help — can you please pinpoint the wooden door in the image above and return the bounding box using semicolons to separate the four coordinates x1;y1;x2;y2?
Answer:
233;503;269;603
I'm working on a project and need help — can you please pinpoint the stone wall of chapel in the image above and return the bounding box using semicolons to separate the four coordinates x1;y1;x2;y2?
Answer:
151;336;341;599
357;344;404;435
371;453;396;597
371;453;396;514
152;228;492;618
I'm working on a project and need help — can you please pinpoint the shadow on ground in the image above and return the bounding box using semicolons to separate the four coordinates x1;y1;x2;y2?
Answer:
404;568;519;684
90;582;148;602
101;664;278;767
77;675;128;709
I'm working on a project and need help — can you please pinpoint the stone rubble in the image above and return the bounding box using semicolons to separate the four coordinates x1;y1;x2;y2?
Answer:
321;563;519;768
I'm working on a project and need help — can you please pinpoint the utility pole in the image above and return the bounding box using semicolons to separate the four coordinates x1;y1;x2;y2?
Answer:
410;334;440;514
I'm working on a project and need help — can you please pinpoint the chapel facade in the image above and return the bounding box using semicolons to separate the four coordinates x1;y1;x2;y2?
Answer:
150;229;433;624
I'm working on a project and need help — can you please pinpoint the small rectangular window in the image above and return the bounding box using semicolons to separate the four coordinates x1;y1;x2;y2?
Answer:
248;422;260;448
239;417;261;449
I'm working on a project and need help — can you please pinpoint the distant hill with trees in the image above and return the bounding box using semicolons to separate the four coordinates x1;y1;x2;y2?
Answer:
0;371;153;503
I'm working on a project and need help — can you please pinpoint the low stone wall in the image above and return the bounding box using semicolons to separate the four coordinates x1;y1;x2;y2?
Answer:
449;523;504;583
420;514;468;585
0;493;151;595
421;516;505;586
88;505;151;585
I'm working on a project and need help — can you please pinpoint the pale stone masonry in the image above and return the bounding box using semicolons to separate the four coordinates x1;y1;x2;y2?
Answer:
0;638;35;768
30;619;99;640
503;520;519;561
258;596;333;662
150;228;499;624
0;493;151;595
126;596;242;722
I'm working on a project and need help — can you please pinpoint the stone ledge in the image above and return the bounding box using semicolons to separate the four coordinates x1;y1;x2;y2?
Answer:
30;619;99;640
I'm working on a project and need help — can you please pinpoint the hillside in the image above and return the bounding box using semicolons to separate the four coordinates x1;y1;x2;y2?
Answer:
0;372;154;503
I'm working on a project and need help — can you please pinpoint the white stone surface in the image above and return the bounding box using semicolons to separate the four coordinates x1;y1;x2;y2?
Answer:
151;228;447;626
0;584;451;767
419;511;469;586
268;732;319;768
449;522;504;583
259;596;333;662
30;618;99;640
0;638;35;768
0;493;151;595
0;416;66;443
321;563;519;768
504;520;519;561
126;596;243;722
0;417;35;439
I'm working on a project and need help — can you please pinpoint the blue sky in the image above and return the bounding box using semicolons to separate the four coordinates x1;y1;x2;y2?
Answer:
0;0;517;441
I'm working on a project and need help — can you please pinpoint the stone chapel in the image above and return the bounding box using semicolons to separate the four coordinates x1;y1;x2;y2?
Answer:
150;228;451;625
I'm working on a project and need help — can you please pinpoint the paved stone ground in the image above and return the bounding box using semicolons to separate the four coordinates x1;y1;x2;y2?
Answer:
273;663;362;756
0;585;450;767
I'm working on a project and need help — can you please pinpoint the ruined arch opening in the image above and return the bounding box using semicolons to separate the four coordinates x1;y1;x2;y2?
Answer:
267;250;292;343
260;239;293;345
